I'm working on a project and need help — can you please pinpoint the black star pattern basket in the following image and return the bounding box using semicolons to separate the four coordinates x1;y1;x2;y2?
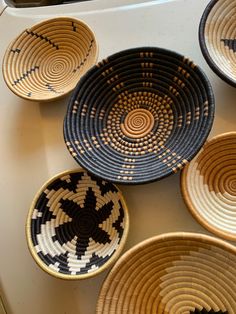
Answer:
26;169;129;279
64;47;215;185
97;232;236;313
199;0;236;87
2;17;98;101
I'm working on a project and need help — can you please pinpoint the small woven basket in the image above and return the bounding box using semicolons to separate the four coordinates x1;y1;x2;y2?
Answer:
181;132;236;241
2;17;98;101
199;0;236;87
97;232;236;313
64;47;215;185
26;169;129;279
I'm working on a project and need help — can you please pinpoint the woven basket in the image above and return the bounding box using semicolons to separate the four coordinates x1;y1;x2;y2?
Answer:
181;132;236;241
97;232;236;313
26;169;129;279
64;47;215;185
2;17;98;101
199;0;236;87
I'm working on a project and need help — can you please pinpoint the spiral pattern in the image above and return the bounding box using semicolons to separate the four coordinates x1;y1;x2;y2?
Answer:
26;170;129;279
2;17;98;101
199;0;236;86
64;47;215;184
182;132;236;241
121;109;155;138
97;233;236;313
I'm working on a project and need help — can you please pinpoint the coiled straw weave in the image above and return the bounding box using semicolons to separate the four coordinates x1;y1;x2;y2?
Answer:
26;169;129;279
3;17;98;101
199;0;236;87
182;132;236;241
64;47;214;184
97;232;236;313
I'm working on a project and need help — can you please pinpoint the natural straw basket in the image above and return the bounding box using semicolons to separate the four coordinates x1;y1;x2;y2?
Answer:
2;17;98;101
199;0;236;87
97;232;236;313
26;169;129;279
64;47;215;185
181;132;236;241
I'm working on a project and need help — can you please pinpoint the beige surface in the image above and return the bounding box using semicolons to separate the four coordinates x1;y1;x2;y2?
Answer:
0;0;235;313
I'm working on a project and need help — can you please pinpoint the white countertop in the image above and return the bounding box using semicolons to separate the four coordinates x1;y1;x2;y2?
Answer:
0;0;236;313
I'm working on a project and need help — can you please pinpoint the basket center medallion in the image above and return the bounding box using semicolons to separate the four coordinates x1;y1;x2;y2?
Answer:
121;108;155;139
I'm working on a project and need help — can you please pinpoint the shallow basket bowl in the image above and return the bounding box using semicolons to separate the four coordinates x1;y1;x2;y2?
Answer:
181;132;236;241
97;232;236;313
64;47;215;184
26;169;129;279
2;17;98;101
199;0;236;87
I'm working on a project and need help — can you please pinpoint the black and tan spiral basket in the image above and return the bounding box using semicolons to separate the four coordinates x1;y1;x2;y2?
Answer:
26;169;129;279
2;17;98;101
97;232;236;313
199;0;236;87
64;47;215;184
181;132;236;241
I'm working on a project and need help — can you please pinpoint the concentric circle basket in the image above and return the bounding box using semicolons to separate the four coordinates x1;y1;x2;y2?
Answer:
199;0;236;87
97;232;236;313
2;17;98;101
181;132;236;241
26;169;129;279
64;47;215;185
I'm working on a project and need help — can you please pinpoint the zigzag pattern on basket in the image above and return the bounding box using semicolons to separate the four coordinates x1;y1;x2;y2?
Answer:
30;171;126;276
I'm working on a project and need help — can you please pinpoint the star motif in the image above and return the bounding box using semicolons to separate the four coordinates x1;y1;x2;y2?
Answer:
55;187;113;259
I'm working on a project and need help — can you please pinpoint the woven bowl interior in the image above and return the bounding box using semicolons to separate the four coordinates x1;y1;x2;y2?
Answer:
2;17;98;101
182;132;236;241
26;170;129;279
64;47;214;184
199;0;236;86
97;232;236;313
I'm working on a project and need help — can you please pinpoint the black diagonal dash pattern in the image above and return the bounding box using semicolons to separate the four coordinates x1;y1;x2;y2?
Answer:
26;30;59;50
221;38;236;53
12;66;39;86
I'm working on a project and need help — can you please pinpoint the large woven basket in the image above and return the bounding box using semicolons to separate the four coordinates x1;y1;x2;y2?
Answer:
181;132;236;241
97;232;236;313
199;0;236;87
2;17;98;101
26;169;129;279
64;47;215;185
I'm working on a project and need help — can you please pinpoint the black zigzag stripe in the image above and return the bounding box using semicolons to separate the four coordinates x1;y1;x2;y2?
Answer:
26;30;59;50
11;48;21;53
221;38;236;53
12;66;39;86
73;40;94;73
45;83;60;94
190;309;228;314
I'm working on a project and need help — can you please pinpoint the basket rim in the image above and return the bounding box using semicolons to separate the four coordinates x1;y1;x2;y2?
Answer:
198;0;236;87
64;46;215;185
96;231;236;312
25;167;129;280
181;131;236;241
2;16;99;102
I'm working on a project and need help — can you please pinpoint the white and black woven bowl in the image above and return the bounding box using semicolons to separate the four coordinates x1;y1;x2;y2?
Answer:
199;0;236;87
26;169;129;279
97;232;236;313
64;47;215;184
2;17;98;101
